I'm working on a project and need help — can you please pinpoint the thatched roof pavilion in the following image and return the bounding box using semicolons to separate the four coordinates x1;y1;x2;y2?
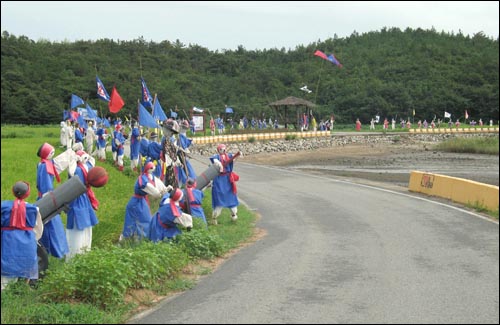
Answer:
268;96;316;129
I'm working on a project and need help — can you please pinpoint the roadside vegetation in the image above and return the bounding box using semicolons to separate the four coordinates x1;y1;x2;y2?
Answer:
433;136;499;155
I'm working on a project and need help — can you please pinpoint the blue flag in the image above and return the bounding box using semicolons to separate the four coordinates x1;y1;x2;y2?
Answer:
141;78;153;107
170;109;178;118
225;107;234;114
138;102;158;128
77;114;88;130
71;94;85;109
327;53;343;68
153;97;168;121
96;76;110;102
63;110;71;121
86;103;98;119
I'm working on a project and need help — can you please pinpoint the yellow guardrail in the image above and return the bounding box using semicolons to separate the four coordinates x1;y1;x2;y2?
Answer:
409;127;499;133
408;171;499;211
192;130;330;144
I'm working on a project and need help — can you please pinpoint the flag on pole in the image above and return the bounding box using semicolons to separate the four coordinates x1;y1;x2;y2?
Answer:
412;109;415;116
327;53;343;68
465;110;469;119
152;96;168;121
86;103;98;119
96;76;110;102
140;78;153;107
314;50;328;60
108;86;125;113
193;106;204;113
70;110;79;122
444;111;451;119
314;50;342;68
138;101;158;128
70;94;85;109
77;114;88;130
170;109;178;118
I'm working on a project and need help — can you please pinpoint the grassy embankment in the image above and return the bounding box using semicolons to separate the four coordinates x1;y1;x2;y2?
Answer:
1;124;257;324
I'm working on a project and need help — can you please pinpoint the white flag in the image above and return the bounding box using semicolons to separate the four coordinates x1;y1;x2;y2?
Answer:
444;111;451;118
193;106;204;113
300;85;312;93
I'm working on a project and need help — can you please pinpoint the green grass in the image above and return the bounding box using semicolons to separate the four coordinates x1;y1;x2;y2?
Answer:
1;124;258;324
433;136;499;155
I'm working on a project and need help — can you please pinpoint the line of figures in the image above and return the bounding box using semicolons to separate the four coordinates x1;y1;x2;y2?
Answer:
1;119;242;290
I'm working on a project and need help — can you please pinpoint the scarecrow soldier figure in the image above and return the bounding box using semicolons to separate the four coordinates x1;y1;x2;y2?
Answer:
161;118;181;189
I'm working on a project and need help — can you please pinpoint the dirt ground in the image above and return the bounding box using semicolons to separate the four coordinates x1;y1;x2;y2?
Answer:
245;142;500;188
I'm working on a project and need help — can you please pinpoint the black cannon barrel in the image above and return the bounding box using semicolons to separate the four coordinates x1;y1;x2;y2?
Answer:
34;176;87;224
195;164;220;190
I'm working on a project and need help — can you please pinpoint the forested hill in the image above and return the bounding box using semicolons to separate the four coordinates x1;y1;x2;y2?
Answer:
1;27;498;125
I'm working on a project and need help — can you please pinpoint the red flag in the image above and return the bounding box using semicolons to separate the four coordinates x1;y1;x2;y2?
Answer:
109;86;125;113
314;50;328;60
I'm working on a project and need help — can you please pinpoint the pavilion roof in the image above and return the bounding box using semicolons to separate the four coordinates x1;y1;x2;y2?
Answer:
268;96;316;108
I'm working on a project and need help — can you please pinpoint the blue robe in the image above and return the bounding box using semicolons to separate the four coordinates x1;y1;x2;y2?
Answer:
176;134;197;186
148;195;182;241
66;164;98;230
37;161;69;258
96;128;107;149
209;153;239;208
130;127;141;160
148;142;163;178
122;174;155;239
181;188;206;225
1;201;39;279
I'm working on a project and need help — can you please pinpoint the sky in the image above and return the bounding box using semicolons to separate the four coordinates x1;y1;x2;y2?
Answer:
1;1;498;51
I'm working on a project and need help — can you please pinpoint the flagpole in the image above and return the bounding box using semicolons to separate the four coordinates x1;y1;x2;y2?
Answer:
314;60;325;103
152;94;160;140
139;57;143;78
94;65;104;126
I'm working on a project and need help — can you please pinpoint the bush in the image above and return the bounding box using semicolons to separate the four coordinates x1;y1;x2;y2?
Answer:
176;221;226;259
38;242;190;308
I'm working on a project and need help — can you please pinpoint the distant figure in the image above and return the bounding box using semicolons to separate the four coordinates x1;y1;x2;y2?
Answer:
85;121;96;155
210;117;216;136
355;118;361;131
60;121;68;148
95;123;108;162
129;121;141;172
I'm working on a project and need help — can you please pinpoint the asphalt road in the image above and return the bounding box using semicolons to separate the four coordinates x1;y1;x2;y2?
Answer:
130;157;499;324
